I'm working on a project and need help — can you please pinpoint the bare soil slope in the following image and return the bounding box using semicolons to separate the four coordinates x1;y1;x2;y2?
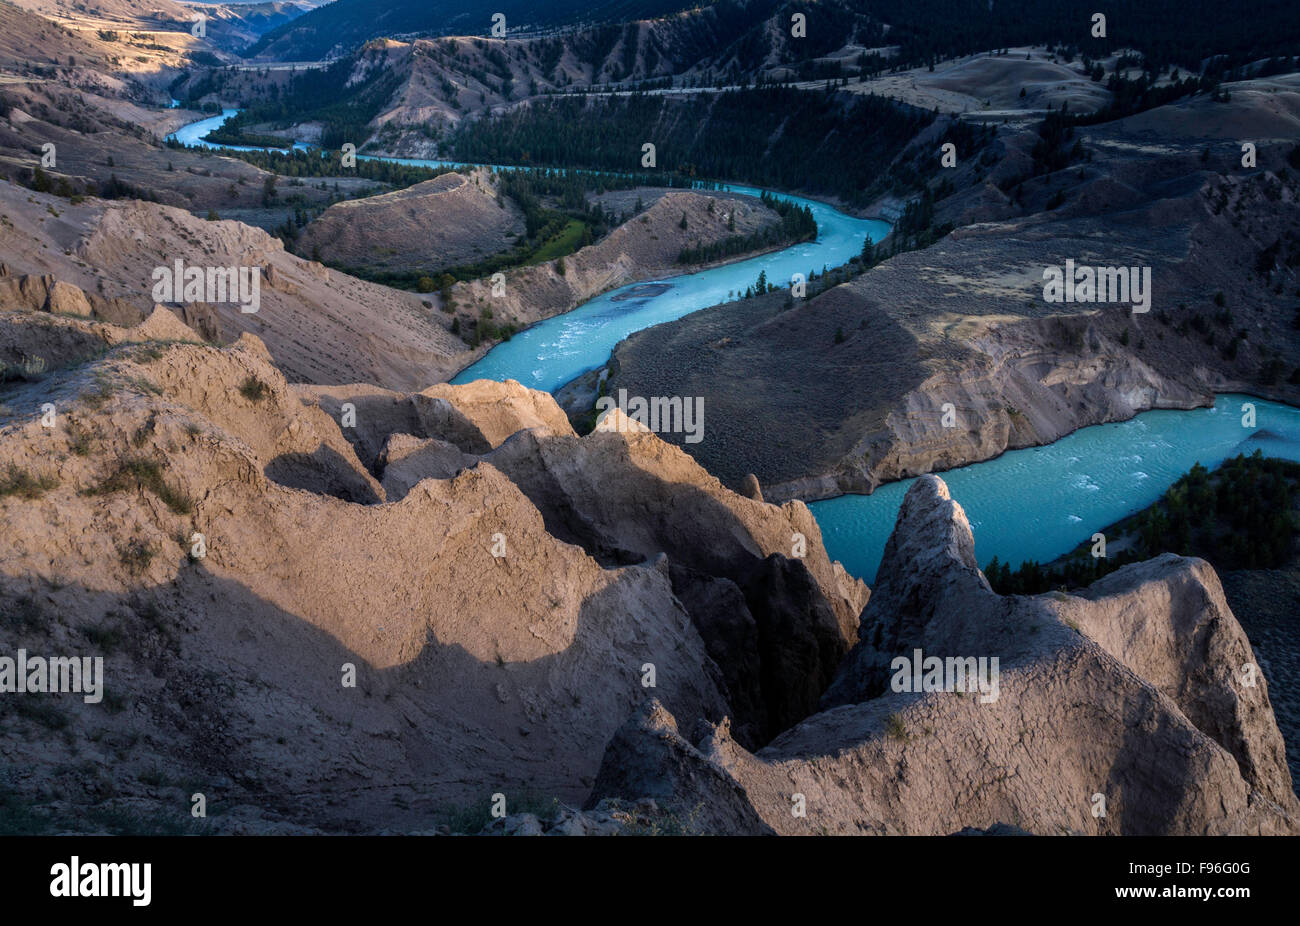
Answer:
590;476;1300;835
605;81;1300;500
0;180;465;389
297;168;524;274
0;306;863;832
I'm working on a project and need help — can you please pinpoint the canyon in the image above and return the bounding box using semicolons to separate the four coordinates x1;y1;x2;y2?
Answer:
1;297;1293;833
0;0;1297;843
599;73;1300;502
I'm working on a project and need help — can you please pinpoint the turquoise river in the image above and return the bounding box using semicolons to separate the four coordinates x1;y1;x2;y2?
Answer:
170;112;1300;583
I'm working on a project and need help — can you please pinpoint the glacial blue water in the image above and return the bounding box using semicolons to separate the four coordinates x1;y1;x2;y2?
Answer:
167;110;889;394
168;109;310;152
809;397;1300;583
450;194;888;392
168;112;1300;584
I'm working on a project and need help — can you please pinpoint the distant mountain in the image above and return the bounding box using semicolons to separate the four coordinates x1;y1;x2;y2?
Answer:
7;0;328;55
248;0;1300;72
246;0;708;61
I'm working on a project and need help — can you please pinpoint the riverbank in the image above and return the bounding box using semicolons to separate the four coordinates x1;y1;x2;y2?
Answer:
994;452;1300;797
809;395;1300;583
169;109;853;375
439;188;811;363
450;188;888;393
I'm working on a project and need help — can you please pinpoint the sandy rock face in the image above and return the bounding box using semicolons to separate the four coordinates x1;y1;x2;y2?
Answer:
0;270;141;326
304;387;867;749
0;271;58;312
419;378;577;449
590;475;1300;835
498;407;864;632
0;319;859;832
446;190;784;337
297;169;525;273
1062;557;1297;811
45;280;92;316
298;378;575;471
586;700;775;835
376;433;478;498
481;409;867;745
820;473;1002;708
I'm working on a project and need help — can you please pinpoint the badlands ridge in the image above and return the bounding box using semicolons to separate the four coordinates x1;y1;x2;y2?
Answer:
0;299;1294;835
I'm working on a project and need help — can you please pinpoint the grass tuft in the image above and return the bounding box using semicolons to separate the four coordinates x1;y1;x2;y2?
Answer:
117;538;155;576
0;463;59;499
238;376;270;402
885;712;910;742
87;456;193;515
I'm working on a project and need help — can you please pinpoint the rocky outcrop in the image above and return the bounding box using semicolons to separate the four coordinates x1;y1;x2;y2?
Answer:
585;700;775;835
302;381;865;646
297;169;525;274
589;475;1300;835
0;316;859;832
819;472;1007;708
303;383;866;749
420;378;577;449
663;555;849;748
0;268;143;325
163;300;223;343
445;190;783;347
298;377;578;470
376;433;477;498
1063;559;1297;811
602;97;1300;503
479;409;866;741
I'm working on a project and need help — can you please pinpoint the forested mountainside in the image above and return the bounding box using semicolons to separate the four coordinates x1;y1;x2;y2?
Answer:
249;0;1300;76
247;0;719;60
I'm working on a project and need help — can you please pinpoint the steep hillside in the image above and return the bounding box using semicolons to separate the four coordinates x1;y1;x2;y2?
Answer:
0;309;864;832
446;88;937;207
7;0;321;56
246;0;730;62
589;475;1300;835
246;0;1300;84
603;76;1300;500
0;179;465;389
0;2;114;77
296;168;526;274
2;0;236;83
441;188;788;348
